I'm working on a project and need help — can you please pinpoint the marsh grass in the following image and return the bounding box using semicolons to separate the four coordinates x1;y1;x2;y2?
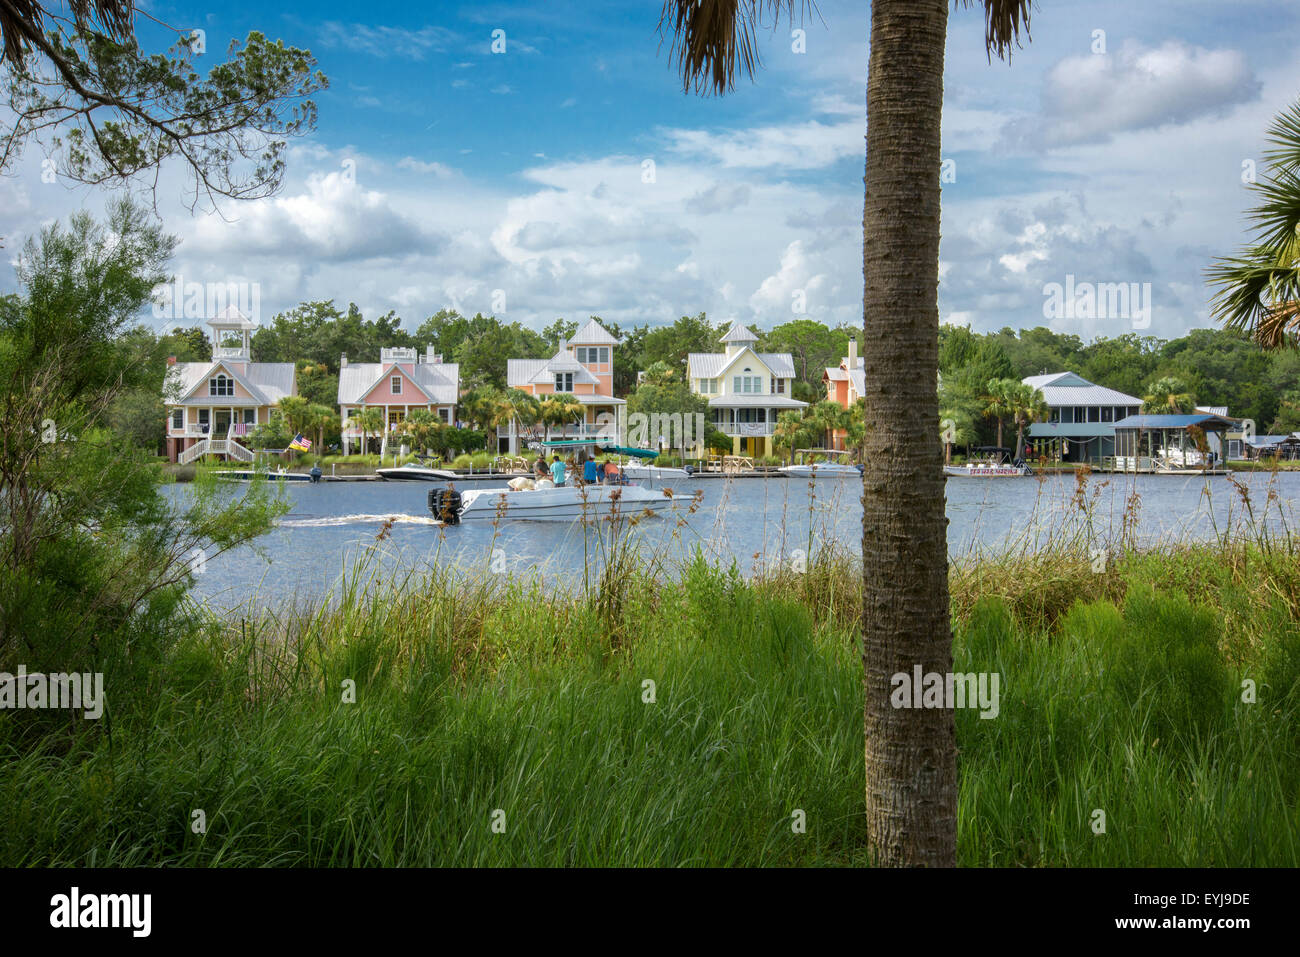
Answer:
2;472;1299;866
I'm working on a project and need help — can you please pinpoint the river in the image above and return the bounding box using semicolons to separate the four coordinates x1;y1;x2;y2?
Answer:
162;470;1300;612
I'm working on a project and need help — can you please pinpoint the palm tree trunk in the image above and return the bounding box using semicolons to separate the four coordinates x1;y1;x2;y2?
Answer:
861;0;956;868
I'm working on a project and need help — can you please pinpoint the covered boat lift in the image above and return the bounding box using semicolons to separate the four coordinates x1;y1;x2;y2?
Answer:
1108;413;1237;473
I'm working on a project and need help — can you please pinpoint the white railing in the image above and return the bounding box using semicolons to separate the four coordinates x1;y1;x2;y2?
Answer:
213;346;248;359
716;421;774;436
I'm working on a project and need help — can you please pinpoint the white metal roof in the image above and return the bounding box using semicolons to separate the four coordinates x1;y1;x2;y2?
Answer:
570;318;620;345
165;360;295;406
338;361;460;405
720;322;758;343
1023;371;1141;407
688;350;796;379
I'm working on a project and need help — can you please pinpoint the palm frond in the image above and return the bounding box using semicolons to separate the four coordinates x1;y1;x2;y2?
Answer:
657;0;814;96
957;0;1034;62
1263;98;1300;173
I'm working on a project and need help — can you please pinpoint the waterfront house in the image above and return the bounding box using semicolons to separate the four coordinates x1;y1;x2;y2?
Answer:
500;318;626;454
163;308;296;463
822;336;865;450
688;323;805;458
337;346;460;455
1022;372;1143;464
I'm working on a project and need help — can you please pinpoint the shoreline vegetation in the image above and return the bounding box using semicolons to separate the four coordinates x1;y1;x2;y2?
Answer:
2;476;1298;867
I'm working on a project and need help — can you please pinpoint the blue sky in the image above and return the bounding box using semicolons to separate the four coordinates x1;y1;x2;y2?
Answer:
3;0;1300;342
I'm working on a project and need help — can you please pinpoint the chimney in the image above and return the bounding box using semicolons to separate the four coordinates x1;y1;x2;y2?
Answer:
847;336;858;369
166;355;177;366
340;353;348;368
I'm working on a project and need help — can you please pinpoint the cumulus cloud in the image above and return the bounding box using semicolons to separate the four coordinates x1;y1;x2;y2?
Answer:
1002;41;1260;149
749;240;829;319
688;183;751;214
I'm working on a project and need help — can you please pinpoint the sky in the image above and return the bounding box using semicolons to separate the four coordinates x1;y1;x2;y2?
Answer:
2;0;1299;344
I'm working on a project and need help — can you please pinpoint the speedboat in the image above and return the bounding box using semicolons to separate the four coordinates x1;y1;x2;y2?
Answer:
428;483;681;523
779;462;862;478
376;463;460;481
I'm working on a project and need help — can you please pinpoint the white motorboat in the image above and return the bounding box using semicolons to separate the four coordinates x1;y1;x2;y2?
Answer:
376;463;461;481
428;483;681;523
619;462;692;481
779;462;862;478
943;446;1032;477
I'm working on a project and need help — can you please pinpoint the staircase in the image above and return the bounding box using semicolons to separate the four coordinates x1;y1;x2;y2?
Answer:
179;436;254;465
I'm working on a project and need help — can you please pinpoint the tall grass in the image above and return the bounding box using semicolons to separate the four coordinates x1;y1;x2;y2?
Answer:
2;473;1299;866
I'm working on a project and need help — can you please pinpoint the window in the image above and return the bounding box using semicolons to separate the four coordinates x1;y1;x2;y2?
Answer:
1050;408;1060;423
1088;407;1100;423
1061;407;1074;424
576;347;587;363
391;376;402;395
198;409;210;433
555;373;574;392
438;408;450;423
170;409;183;430
209;375;233;397
243;409;256;425
1101;406;1114;422
772;378;785;395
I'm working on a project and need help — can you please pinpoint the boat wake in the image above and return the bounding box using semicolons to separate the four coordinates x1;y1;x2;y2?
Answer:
279;513;440;528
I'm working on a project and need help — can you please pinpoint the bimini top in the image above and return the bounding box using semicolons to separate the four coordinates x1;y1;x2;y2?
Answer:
1113;413;1237;430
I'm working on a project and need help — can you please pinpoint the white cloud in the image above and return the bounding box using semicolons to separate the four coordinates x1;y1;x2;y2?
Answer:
1002;41;1261;148
664;119;861;170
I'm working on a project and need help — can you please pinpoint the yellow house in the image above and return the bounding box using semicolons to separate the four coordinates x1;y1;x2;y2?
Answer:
163;308;296;463
687;323;806;458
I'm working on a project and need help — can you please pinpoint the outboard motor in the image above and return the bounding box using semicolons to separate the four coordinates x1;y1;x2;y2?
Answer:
428;487;462;525
309;465;322;483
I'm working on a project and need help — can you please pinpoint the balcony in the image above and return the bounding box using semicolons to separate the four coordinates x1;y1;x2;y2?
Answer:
213;346;249;359
714;421;775;436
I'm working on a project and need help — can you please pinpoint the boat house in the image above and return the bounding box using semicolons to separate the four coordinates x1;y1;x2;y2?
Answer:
1111;412;1238;471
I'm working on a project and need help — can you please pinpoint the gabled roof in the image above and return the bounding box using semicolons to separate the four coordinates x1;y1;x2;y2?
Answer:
166;359;295;406
720;322;758;343
507;353;602;389
569;318;620;346
338;360;460;405
1023;371;1142;407
688;347;795;380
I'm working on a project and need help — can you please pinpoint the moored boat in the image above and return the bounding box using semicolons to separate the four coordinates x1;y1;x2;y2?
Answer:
376;463;461;481
943;446;1032;477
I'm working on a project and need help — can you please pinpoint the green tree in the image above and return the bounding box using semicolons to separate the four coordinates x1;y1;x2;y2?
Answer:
760;318;848;390
1142;376;1197;414
0;199;285;692
2;4;326;211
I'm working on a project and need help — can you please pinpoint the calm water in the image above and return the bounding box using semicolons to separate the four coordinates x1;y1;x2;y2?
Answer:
163;471;1300;612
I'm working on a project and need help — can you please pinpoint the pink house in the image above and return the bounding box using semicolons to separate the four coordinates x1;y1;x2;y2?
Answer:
163;308;296;463
337;346;460;455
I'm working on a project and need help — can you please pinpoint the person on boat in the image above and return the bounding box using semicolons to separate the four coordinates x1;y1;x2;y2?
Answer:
533;456;548;481
550;455;567;487
603;458;621;485
583;455;599;485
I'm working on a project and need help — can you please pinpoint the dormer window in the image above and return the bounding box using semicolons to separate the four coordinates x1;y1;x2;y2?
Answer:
209;374;233;397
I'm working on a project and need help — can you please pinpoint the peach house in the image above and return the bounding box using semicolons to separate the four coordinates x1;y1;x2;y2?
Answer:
822;336;865;451
163;308;296;463
337;346;460;455
500;318;626;454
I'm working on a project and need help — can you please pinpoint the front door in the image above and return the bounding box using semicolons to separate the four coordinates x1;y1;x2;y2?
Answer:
214;409;232;435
